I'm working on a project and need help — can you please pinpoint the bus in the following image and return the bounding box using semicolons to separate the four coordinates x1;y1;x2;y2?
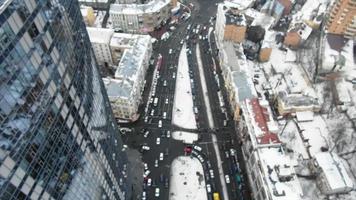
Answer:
213;192;220;200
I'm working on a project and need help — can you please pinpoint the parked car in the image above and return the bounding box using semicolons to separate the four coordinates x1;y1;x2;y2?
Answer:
155;188;160;197
163;112;167;119
147;178;152;186
155;159;159;168
193;145;202;152
165;98;169;104
164;177;169;188
159;153;164;161
225;175;230;184
158;120;162;128
143;170;151;177
206;184;212;193
209;170;214;178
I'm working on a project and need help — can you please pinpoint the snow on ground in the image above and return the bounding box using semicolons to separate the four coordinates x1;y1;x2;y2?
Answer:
172;131;198;144
172;43;197;129
169;156;207;200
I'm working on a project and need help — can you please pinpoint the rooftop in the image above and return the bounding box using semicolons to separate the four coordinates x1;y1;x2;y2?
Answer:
314;152;354;194
243;98;280;145
223;0;255;10
257;147;304;200
0;0;11;15
110;0;170;15
79;0;109;3
86;27;114;44
114;34;151;81
103;77;132;99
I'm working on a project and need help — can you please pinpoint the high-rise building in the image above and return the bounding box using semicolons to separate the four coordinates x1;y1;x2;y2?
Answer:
327;0;356;39
0;0;131;199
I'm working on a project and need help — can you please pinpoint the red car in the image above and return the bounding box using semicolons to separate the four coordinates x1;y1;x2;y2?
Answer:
184;146;192;153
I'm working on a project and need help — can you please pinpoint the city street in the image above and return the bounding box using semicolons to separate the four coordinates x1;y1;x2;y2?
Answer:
120;0;251;199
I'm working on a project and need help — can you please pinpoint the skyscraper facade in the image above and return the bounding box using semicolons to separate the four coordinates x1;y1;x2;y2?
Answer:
0;0;131;199
327;0;356;39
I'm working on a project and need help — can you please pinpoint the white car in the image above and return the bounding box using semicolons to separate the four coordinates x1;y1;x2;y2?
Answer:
144;131;150;138
180;39;184;45
197;155;204;163
155;188;160;197
209;169;214;179
144;170;150;177
163;80;167;86
156;137;161;145
142;191;146;200
225;175;231;184
141;145;150;151
159;153;164;161
193;145;202;152
155;159;159;167
158;120;162;128
163;112;167;119
144;163;148;170
172;72;176;79
230;148;236;156
147;178;152;186
166;131;171;138
206;184;211;193
165;98;169;104
144;116;148;123
169;49;173;54
150;109;155;116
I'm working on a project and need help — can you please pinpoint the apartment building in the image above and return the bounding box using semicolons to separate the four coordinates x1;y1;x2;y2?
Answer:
239;98;304;200
216;4;247;43
87;27;114;66
109;34;152;120
327;0;356;39
0;0;131;199
110;0;171;33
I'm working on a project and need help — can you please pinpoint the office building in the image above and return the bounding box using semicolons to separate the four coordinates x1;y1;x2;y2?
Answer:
0;0;131;199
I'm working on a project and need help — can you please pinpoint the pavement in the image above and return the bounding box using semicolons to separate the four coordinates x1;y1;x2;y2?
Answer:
120;0;252;199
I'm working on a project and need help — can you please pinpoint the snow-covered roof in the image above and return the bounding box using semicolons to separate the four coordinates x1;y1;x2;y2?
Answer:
223;0;255;10
114;34;151;81
257;147;304;200
314;152;354;194
80;5;91;18
295;111;314;122
86;27;114;44
221;42;256;102
103;77;132;99
322;35;354;73
110;0;170;15
242;98;281;146
79;0;108;2
170;156;207;200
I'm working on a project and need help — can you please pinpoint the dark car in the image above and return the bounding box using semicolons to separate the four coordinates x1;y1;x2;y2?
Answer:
164;178;169;188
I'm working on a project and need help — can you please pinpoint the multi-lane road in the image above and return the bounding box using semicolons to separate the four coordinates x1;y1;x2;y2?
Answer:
121;1;251;199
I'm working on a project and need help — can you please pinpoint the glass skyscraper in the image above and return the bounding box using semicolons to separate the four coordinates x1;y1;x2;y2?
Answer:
0;0;131;199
